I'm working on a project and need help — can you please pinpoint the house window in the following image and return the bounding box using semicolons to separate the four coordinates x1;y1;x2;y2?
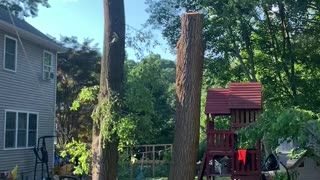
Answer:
3;36;17;71
43;51;54;80
4;110;38;149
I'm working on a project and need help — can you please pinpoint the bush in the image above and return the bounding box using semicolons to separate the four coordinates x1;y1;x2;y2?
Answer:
60;140;91;176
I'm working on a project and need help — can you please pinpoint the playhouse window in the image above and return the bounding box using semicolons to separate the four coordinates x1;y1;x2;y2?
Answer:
213;116;231;130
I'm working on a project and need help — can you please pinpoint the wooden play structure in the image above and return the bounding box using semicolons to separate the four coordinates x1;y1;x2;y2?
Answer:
198;82;262;180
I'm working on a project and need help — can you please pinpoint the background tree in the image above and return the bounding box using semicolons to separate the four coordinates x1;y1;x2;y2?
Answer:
0;0;49;17
124;55;176;145
147;0;320;110
70;55;176;178
71;55;176;148
146;0;320;155
239;108;320;157
56;36;100;149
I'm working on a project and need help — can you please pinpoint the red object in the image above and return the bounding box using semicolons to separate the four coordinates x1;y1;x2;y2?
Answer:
237;150;247;165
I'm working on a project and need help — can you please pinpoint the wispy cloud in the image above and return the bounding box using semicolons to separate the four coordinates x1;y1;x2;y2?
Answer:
61;0;79;3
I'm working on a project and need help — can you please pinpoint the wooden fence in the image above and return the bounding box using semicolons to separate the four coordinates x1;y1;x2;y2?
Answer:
127;144;172;178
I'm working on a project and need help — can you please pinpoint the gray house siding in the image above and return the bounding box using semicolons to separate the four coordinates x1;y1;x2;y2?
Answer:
0;29;57;178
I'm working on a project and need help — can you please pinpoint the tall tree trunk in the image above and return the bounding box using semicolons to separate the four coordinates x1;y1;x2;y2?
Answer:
228;26;253;82
92;0;125;179
263;7;292;97
279;2;297;105
169;13;204;180
240;18;257;82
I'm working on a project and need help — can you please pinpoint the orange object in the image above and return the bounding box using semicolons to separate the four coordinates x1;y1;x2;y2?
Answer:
238;150;247;165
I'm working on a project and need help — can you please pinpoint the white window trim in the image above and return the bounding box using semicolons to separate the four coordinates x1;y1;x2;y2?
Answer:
43;50;54;80
3;35;18;72
53;52;58;167
3;110;39;150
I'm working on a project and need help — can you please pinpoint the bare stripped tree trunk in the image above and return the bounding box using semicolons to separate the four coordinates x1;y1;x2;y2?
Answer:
92;0;125;179
169;13;204;180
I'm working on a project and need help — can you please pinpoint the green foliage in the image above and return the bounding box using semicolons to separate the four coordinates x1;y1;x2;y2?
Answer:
71;54;175;149
239;108;319;151
118;148;171;179
154;165;170;178
237;132;257;149
126;25;160;60
147;0;320;112
287;148;307;160
163;148;172;162
199;89;207;142
117;117;138;150
145;0;179;47
123;54;175;144
91;95;119;143
61;140;91;176
71;86;99;111
0;0;50;17
274;171;299;180
56;37;100;148
118;164;170;179
214;116;231;130
198;140;206;161
274;172;289;180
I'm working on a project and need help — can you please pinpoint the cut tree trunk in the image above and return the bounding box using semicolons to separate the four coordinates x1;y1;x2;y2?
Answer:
169;12;204;180
91;0;125;180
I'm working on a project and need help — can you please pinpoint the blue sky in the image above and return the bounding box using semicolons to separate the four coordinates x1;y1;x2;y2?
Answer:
26;0;176;60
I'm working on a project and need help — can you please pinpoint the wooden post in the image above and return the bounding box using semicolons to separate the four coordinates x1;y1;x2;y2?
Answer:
169;12;204;180
145;146;147;159
129;148;133;179
153;145;155;177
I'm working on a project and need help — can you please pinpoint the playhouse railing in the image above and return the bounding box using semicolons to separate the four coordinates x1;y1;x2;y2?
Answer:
232;149;261;176
207;130;234;151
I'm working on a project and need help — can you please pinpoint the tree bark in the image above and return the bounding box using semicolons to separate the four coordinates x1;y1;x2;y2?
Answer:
228;26;253;82
279;2;297;105
169;13;204;180
239;18;257;82
92;0;125;179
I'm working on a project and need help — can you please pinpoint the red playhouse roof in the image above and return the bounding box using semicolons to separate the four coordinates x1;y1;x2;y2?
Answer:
205;82;262;114
205;88;230;115
229;82;262;109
